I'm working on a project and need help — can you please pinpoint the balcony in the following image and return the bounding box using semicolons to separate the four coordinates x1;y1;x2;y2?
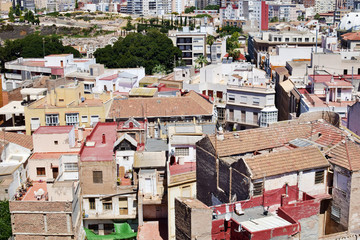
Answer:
5;73;22;80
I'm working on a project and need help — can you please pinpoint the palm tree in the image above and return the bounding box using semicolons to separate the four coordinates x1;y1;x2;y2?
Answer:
206;35;215;64
195;54;208;68
152;64;167;75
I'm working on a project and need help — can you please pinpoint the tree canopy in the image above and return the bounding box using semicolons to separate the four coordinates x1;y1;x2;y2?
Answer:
94;29;182;75
0;200;11;240
0;34;81;73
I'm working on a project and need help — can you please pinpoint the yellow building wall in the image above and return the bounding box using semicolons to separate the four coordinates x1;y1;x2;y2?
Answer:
24;103;111;135
167;181;196;240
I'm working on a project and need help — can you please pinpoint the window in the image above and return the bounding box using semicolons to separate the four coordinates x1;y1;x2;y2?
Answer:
285;38;289;42
241;111;246;122
337;88;341;97
253;181;263;196
45;114;59;126
89;198;96;210
253;97;260;105
30;118;40;130
344;69;348;75
66;113;79;126
103;201;112;210
88;224;99;234
331;205;341;223
315;170;324;184
54;141;58;145
104;224;114;235
181;185;191;198
123;156;130;161
5;189;8;194
64;163;78;171
305;38;309;42
37;167;46;176
240;96;247;104
228;94;235;102
81;115;88;123
253;112;258;124
175;147;189;156
93;171;103;183
59;99;64;102
90;115;99;126
119;198;128;215
84;83;95;93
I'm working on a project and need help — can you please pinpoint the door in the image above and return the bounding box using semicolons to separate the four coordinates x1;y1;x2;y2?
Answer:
144;178;152;194
52;167;58;179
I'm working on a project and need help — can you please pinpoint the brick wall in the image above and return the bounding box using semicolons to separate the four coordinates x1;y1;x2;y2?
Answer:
196;137;217;206
175;199;191;239
10;201;75;239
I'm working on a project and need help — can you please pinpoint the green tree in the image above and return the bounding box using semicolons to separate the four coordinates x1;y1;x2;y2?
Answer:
180;15;183;26
206;35;215;63
8;7;15;22
226;32;241;52
185;6;195;13
184;16;187;26
0;200;12;240
0;34;81;73
75;0;79;9
94;29;182;75
15;4;21;16
204;5;220;10
152;64;166;75
195;54;208;68
270;16;278;22
314;13;320;20
123;19;135;31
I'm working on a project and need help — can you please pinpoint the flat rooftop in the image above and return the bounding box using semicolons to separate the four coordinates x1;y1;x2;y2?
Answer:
80;123;117;162
34;126;73;135
21;181;47;201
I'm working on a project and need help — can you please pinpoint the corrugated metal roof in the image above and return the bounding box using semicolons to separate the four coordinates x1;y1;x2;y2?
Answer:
289;138;314;148
129;87;157;97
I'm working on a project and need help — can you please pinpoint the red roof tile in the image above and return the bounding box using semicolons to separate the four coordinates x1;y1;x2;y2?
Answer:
108;91;213;119
99;74;118;81
245;146;329;179
327;140;360;171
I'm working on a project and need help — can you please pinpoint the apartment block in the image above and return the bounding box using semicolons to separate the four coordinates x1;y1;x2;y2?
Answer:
24;81;112;135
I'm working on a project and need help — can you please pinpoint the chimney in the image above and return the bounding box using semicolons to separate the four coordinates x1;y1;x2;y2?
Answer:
331;75;334;83
78;128;84;142
102;134;106;144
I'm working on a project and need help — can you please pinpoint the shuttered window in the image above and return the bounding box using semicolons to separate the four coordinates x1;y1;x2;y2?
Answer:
253;181;263;196
93;171;103;183
315;170;324;184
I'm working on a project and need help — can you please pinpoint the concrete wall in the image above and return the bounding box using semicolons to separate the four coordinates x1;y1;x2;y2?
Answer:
175;198;212;240
332;165;351;229
79;160;117;195
33;131;74;153
168;182;197;240
10;201;78;239
28;158;59;181
115;150;135;173
347;102;360;136
348;171;360;233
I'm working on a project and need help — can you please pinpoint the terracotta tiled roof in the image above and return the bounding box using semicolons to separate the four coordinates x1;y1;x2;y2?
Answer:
311;121;344;147
327;140;360;171
342;32;360;41
245;146;329;179
208;121;344;157
209;124;312;157
108;91;213;119
0;131;33;150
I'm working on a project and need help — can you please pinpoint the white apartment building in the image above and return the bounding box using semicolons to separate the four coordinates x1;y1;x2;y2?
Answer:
315;0;335;13
169;26;225;66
